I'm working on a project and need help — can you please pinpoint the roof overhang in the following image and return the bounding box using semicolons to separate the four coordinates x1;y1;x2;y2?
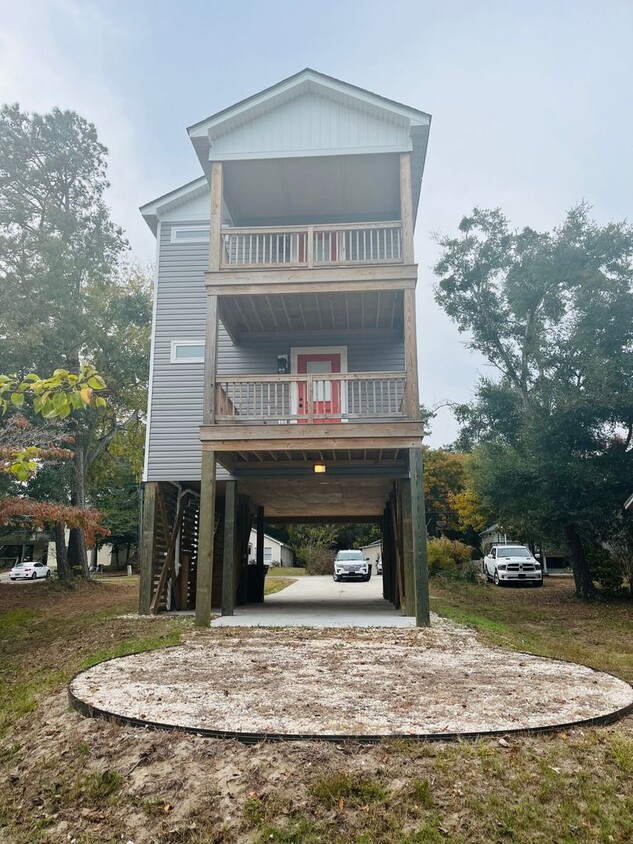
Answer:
187;68;431;224
139;177;209;235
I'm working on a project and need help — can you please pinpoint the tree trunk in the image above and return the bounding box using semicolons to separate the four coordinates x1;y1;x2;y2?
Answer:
564;523;597;599
67;447;91;578
54;520;73;584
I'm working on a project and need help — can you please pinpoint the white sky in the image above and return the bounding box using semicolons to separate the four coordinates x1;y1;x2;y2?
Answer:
2;0;632;445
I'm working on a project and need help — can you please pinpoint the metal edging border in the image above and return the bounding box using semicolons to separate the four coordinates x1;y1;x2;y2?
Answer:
67;647;633;745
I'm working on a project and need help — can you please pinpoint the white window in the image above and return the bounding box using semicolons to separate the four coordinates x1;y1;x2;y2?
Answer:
170;226;209;244
264;547;272;563
170;341;205;363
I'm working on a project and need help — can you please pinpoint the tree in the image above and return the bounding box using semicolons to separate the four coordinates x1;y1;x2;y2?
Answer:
0;366;108;581
435;205;633;598
0;105;152;573
423;448;486;541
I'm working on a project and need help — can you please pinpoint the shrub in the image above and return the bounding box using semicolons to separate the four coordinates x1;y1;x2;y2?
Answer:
587;547;625;595
427;536;478;581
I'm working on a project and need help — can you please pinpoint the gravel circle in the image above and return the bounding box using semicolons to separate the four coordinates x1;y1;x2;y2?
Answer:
70;618;633;738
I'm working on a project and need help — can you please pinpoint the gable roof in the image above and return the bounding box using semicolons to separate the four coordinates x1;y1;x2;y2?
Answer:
187;68;431;218
187;68;431;138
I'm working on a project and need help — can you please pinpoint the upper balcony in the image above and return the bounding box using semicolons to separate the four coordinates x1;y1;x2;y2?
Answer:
220;221;402;271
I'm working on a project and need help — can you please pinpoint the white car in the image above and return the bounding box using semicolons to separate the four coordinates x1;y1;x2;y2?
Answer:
9;561;52;581
333;550;372;582
483;545;542;587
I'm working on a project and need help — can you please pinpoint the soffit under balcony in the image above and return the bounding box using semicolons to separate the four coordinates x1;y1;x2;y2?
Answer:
218;288;403;341
222;153;400;226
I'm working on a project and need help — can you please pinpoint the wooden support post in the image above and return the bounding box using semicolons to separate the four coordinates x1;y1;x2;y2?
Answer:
138;482;157;615
399;152;414;265
221;480;237;616
203;294;219;425
209;161;223;271
400;478;416;617
256;506;264;567
195;451;217;627
410;447;430;626
403;287;420;420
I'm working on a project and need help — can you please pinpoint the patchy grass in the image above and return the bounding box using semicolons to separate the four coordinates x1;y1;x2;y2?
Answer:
264;576;296;596
430;576;633;683
0;575;631;843
267;566;307;577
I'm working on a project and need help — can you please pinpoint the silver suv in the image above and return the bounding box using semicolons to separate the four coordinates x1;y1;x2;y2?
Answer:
333;550;372;582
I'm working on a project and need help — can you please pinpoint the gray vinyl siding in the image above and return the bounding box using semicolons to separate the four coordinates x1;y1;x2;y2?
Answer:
146;221;209;481
146;222;404;482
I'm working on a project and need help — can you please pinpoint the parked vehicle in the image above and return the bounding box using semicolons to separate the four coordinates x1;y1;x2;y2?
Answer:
483;545;542;586
333;550;372;582
376;556;383;575
9;561;51;581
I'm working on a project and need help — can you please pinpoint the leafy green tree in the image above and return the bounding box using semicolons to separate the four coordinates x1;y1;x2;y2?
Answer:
0;105;152;574
435;205;633;598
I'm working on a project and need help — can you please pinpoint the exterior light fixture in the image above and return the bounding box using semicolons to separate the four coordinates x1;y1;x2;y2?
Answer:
277;355;289;374
314;463;326;474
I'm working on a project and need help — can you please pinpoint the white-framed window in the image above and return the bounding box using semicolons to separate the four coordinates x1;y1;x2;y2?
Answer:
170;225;209;244
264;547;273;563
170;341;205;364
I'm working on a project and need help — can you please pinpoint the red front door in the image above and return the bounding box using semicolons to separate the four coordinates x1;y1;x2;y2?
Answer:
297;353;341;423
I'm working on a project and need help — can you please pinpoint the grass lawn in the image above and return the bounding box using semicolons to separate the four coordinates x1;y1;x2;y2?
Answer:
0;576;631;843
267;566;307;577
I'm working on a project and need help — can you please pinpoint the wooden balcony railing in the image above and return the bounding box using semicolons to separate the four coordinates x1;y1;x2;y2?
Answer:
214;372;407;423
220;222;402;269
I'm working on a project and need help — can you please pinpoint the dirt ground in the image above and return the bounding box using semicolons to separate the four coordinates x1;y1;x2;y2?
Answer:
70;622;632;737
1;577;632;844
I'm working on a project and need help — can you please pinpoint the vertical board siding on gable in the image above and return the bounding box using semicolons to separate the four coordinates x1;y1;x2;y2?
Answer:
147;223;405;482
212;94;410;157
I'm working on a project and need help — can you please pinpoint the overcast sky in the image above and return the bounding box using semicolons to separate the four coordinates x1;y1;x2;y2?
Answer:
2;0;632;446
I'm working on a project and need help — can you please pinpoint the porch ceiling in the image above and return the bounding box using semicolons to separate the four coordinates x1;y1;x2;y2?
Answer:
223;154;401;226
218;288;403;340
235;475;395;519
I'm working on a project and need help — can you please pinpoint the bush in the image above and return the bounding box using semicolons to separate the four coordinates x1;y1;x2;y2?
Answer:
587;547;625;595
302;547;335;575
428;536;478;581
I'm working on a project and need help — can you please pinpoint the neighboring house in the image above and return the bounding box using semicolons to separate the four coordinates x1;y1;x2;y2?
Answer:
479;524;569;572
138;69;431;624
248;530;295;567
0;531;50;568
46;531;114;572
360;539;382;568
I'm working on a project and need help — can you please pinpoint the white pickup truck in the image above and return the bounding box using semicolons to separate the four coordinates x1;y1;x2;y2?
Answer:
483;545;543;586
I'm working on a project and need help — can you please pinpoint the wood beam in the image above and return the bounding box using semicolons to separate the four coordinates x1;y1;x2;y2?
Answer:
138;482;157;615
195;451;217;627
221;480;237;616
400;152;414;264
403;287;420;419
256;506;264;567
209;162;223;272
203;294;219;425
410;447;430;627
400;479;416;617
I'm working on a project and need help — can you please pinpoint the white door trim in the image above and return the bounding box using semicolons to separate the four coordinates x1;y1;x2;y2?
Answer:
289;346;348;420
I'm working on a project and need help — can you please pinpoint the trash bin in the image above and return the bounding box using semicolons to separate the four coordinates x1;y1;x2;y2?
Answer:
246;564;267;603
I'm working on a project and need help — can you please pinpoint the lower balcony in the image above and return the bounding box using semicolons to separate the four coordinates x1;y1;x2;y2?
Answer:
214;371;407;424
202;372;422;475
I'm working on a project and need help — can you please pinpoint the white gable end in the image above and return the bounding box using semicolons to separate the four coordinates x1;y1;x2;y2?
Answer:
211;93;412;160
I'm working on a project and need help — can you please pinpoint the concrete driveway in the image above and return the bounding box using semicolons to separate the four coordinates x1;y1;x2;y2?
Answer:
212;574;416;628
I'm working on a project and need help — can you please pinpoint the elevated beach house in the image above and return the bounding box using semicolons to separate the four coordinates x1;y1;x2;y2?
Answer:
139;69;431;625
